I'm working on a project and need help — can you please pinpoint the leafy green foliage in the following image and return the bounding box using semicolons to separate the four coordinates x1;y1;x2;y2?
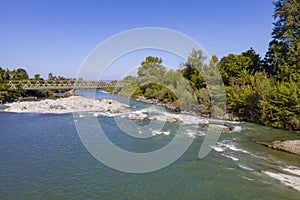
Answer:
242;48;262;73
0;68;69;102
1;0;298;132
0;67;28;102
181;49;206;90
264;0;300;82
120;56;199;112
226;71;263;122
218;54;253;86
259;80;300;130
121;39;299;131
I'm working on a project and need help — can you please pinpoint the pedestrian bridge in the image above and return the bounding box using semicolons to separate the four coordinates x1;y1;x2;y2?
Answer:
8;80;129;90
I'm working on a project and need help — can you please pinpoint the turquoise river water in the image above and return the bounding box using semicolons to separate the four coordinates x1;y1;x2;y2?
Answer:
1;90;300;199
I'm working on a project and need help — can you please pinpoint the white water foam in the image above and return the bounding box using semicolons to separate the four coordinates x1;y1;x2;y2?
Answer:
152;130;171;136
209;118;241;125
231;126;243;132
241;176;254;181
211;141;267;169
211;145;225;152
226;144;249;154
237;163;254;171
222;153;239;161
163;131;170;136
181;115;209;125
196;130;206;137
213;141;250;155
99;90;111;94
263;171;300;192
183;130;196;138
130;108;210;125
228;121;242;124
281;166;300;176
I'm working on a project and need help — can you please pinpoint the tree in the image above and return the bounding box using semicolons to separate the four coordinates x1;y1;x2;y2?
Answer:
9;68;29;80
264;0;300;81
0;68;10;83
17;68;29;79
225;70;262;121
242;48;262;74
136;56;166;84
57;76;66;81
181;49;206;89
218;54;252;86
33;74;43;80
138;56;163;76
259;79;300;130
48;73;57;81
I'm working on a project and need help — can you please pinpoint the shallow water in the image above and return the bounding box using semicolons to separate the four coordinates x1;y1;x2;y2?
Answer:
1;90;300;199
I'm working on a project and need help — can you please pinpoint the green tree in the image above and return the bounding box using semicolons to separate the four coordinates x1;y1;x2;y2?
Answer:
264;0;300;81
181;49;206;90
242;48;262;74
226;70;262;121
48;73;57;81
33;74;43;80
0;68;10;83
16;68;29;79
138;56;164;76
9;68;29;80
136;56;166;84
259;79;300;130
218;54;253;86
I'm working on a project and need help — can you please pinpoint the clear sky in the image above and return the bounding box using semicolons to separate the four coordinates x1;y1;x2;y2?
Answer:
0;0;274;79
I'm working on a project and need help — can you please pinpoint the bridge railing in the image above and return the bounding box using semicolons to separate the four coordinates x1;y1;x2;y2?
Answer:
8;80;130;90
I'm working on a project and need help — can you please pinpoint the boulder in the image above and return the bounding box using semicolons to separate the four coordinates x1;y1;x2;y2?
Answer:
166;117;183;124
128;113;148;121
199;123;232;131
149;115;183;124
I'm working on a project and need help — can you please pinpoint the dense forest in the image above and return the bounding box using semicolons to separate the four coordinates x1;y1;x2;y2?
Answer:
119;0;300;131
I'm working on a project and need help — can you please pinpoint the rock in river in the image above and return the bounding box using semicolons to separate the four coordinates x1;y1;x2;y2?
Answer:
128;113;148;121
254;140;300;155
199;123;232;131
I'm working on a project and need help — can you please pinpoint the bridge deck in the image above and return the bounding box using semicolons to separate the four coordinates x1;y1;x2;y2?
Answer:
8;80;129;90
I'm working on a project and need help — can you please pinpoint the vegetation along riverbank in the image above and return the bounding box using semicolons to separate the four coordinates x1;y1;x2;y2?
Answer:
1;0;299;135
118;0;299;132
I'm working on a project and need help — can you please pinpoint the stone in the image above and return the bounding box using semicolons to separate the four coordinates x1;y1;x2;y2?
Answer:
128;113;148;121
199;123;232;131
166;117;183;124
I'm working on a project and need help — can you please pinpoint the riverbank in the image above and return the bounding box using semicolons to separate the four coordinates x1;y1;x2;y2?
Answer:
2;96;130;114
134;95;300;155
135;96;240;121
253;140;300;156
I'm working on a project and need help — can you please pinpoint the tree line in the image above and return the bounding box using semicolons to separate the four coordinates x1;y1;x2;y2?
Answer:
0;68;70;102
119;0;299;131
1;0;298;131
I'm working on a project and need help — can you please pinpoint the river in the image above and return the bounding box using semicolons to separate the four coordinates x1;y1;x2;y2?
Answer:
1;90;300;199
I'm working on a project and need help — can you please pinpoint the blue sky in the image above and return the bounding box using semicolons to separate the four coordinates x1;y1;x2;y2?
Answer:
0;0;274;79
